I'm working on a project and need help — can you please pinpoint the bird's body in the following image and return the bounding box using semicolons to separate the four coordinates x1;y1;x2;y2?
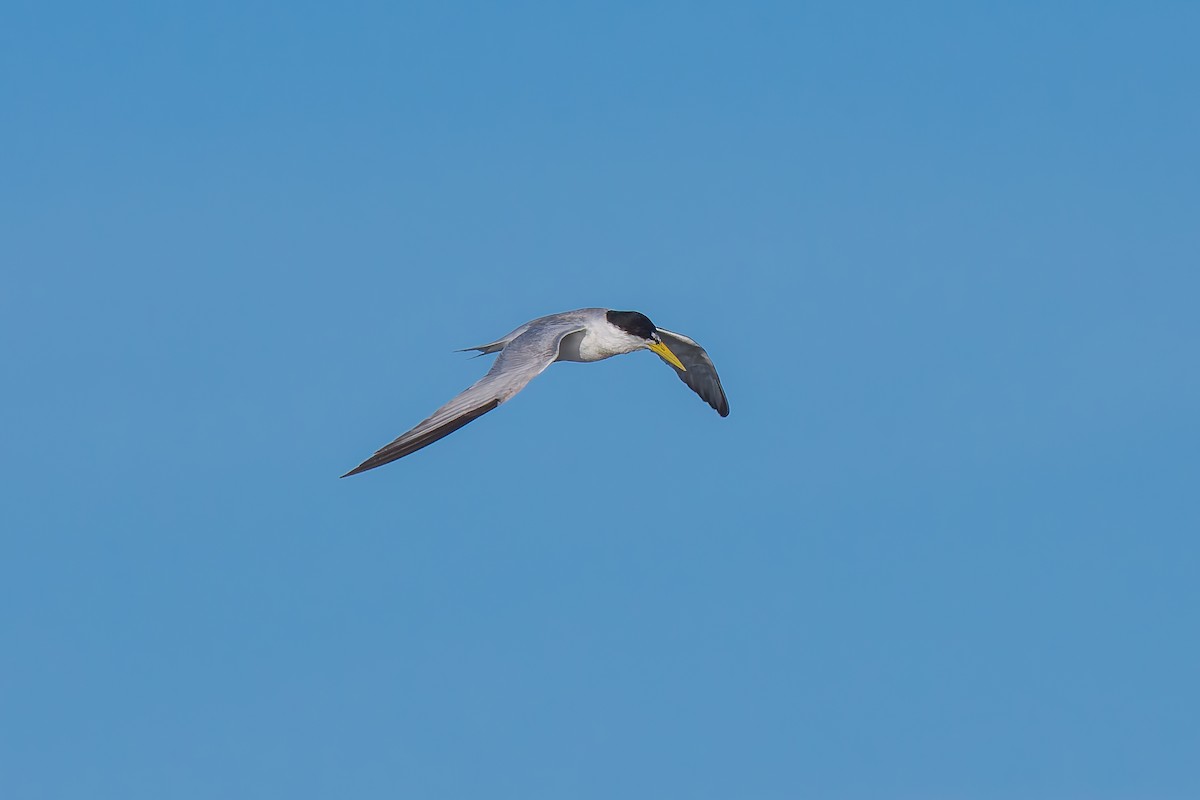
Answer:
342;308;728;476
460;308;639;363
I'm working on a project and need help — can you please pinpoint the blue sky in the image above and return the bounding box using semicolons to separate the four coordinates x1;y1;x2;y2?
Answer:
3;2;1198;797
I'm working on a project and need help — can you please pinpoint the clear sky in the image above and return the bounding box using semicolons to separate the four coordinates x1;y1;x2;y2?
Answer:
3;2;1198;798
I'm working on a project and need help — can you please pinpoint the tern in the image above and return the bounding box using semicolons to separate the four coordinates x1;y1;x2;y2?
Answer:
342;308;729;476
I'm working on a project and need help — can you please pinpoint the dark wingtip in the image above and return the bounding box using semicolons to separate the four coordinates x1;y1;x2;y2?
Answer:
339;398;502;478
340;457;387;478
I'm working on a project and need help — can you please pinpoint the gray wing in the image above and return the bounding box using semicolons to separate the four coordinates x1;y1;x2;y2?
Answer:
656;327;730;417
342;320;587;476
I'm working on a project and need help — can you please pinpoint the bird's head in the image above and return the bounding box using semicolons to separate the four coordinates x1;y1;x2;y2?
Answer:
606;310;686;371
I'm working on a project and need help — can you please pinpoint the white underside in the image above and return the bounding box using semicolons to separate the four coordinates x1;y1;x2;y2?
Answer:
555;325;644;363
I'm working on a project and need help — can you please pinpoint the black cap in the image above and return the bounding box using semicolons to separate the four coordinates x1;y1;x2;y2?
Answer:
606;310;657;339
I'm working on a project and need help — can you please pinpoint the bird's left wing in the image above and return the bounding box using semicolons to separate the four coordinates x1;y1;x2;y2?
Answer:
655;327;730;417
342;320;587;476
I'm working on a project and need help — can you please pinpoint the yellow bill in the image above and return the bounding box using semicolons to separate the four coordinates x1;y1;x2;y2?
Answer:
649;340;687;371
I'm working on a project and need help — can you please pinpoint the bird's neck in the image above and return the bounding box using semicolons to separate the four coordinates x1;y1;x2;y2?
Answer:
569;325;643;363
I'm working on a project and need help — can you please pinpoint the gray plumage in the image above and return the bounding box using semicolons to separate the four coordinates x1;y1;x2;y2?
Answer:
342;308;728;476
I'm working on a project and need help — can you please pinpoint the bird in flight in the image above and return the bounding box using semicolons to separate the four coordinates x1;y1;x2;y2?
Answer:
341;308;729;477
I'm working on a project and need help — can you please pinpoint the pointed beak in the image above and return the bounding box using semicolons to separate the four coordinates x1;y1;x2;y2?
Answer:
648;340;687;371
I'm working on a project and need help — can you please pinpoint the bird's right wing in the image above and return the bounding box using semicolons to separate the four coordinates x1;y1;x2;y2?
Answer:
341;320;586;476
655;327;730;417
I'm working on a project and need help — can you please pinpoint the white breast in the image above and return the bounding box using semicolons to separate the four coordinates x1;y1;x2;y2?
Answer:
557;323;644;363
